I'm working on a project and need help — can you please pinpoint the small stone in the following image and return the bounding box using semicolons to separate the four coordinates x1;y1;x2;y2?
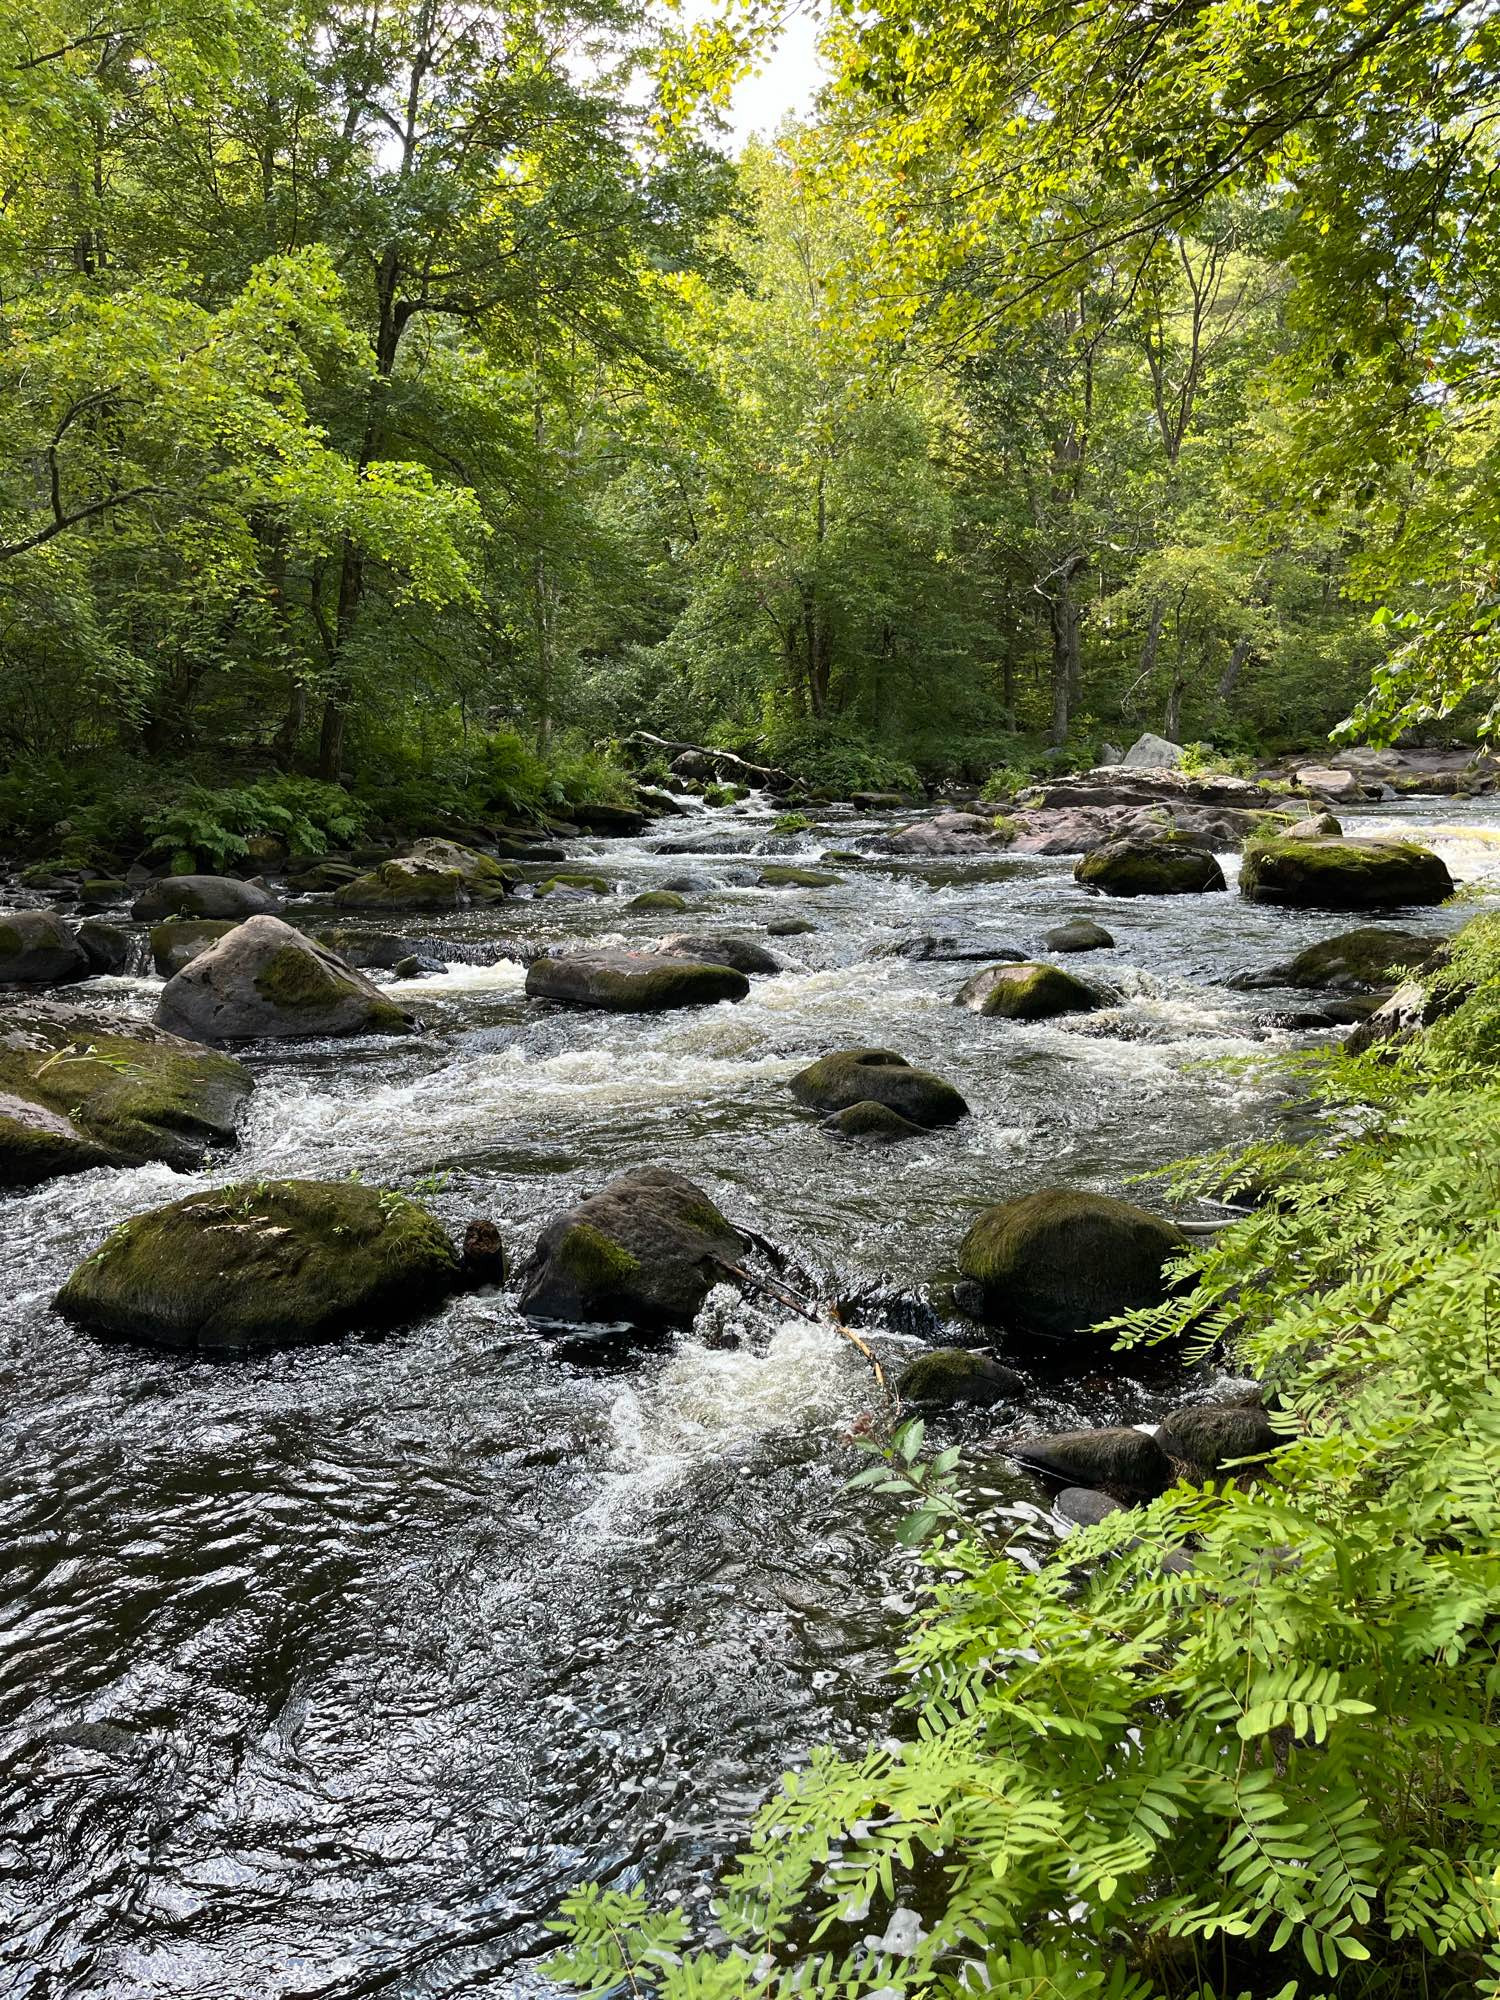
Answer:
1043;918;1114;953
818;1100;931;1143
460;1218;508;1287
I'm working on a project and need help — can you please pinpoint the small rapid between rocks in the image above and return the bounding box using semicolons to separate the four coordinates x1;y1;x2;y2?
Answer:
4;792;1499;1997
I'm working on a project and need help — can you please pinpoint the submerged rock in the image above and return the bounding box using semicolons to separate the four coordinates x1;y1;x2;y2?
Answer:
156;916;416;1043
335;838;514;911
131;874;283;923
629;890;690;912
149;918;241;977
768;917;816;937
1043;918;1114;953
0;1001;250;1185
758;865;841;888
897;1348;1023;1408
1155;1401;1278;1480
790;1048;969;1128
517;1167;748;1330
54;1178;459;1354
0;911;89;986
526;949;748;1012
819;1100;933;1143
1009;1425;1172;1496
955;961;1103;1021
1239;834;1453;909
882;935;1025;963
1237;926;1446;993
956;1188;1186;1340
1075;838;1227;897
656;933;782;975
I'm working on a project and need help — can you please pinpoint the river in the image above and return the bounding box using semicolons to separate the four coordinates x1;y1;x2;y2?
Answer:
3;793;1498;1997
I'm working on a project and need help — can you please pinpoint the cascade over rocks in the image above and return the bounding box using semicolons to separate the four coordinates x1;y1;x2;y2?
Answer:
955;961;1103;1021
0;911;89;986
897;1349;1023;1408
655;933;782;975
1233;927;1447;993
1075;838;1227;897
131;874;283;922
1008;1425;1173;1496
526;949;749;1011
54;1178;460;1354
1239;834;1453;909
0;1000;250;1185
956;1188;1186;1339
335;838;514;911
156;916;416;1043
517;1167;748;1329
790;1048;969;1127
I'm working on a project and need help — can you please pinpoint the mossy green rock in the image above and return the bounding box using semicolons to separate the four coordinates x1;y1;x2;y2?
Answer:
131;874;283;922
1155;1401;1277;1480
957;1188;1186;1338
156;915;415;1043
54;1178;460;1354
1239;834;1452;909
629;890;690;912
517;1167;748;1329
525;950;748;1012
790;1048;969;1128
0;911;89;986
1074;838;1226;897
150;918;241;977
0;1000;251;1185
819;1099;931;1143
1270;926;1446;992
897;1349;1023;1407
767;918;816;936
335;838;514;911
535;873;612;897
658;932;781;975
955;960;1102;1021
1009;1425;1172;1496
758;866;841;888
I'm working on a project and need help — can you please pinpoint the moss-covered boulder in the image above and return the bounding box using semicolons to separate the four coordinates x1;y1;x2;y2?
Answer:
1263;926;1446;992
896;1348;1023;1408
534;872;612;897
1155;1401;1277;1480
54;1178;460;1355
0;911;89;986
1043;918;1115;952
517;1167;748;1330
657;932;782;975
156;915;416;1043
768;917;816;937
758;866;841;888
131;874;283;922
819;1099;932;1143
335;838;514;911
525;949;748;1012
1075;838;1227;897
956;1188;1186;1339
1239;835;1453;909
150;918;241;978
0;1001;251;1185
790;1048;969;1128
629;890;690;912
955;960;1103;1021
1009;1425;1172;1496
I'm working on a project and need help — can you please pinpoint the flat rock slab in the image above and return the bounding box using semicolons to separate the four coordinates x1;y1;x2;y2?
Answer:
526;950;748;1011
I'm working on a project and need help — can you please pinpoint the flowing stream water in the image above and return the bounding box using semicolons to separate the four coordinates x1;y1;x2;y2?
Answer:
4;793;1500;1997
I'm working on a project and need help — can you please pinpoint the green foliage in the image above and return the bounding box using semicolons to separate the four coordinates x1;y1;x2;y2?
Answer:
757;722;920;797
554;916;1500;1998
141;779;370;872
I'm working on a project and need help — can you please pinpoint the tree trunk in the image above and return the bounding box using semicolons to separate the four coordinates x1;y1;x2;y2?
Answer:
1219;634;1254;709
1048;587;1080;746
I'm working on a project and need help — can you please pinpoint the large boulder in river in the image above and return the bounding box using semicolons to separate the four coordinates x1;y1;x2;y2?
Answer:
956;1188;1186;1339
1238;834;1452;909
131;874;283;922
150;918;241;977
0;1001;251;1186
517;1168;748;1329
335;838;513;911
526;949;748;1011
0;911;88;986
1237;927;1446;993
790;1048;969;1128
156;916;415;1043
955;961;1102;1021
53;1178;459;1354
656;932;782;975
1009;1425;1172;1496
1075;838;1227;897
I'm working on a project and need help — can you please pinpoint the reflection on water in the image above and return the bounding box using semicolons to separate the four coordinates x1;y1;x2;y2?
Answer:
3;792;1499;1996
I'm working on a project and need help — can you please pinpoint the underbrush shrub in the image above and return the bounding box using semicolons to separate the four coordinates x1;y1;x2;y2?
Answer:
554;915;1500;2000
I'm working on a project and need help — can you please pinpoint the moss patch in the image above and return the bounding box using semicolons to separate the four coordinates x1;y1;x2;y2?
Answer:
1239;835;1453;909
759;866;841;888
253;943;351;1010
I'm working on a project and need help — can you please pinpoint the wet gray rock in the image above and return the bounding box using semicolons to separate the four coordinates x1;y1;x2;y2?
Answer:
150;918;241;977
819;1100;933;1143
790;1048;969;1128
1285;812;1343;838
526;949;749;1011
156;916;416;1043
517;1167;749;1330
1232;927;1445;993
882;935;1026;963
656;933;782;975
768;917;816;937
1009;1426;1172;1496
76;920;132;975
131;874;283;922
957;1188;1186;1339
1054;1486;1125;1529
1121;733;1185;769
1043;918;1115;952
897;1349;1023;1408
0;911;89;986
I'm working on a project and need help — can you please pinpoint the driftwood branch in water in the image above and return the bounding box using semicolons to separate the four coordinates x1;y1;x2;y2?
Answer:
715;1258;896;1407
